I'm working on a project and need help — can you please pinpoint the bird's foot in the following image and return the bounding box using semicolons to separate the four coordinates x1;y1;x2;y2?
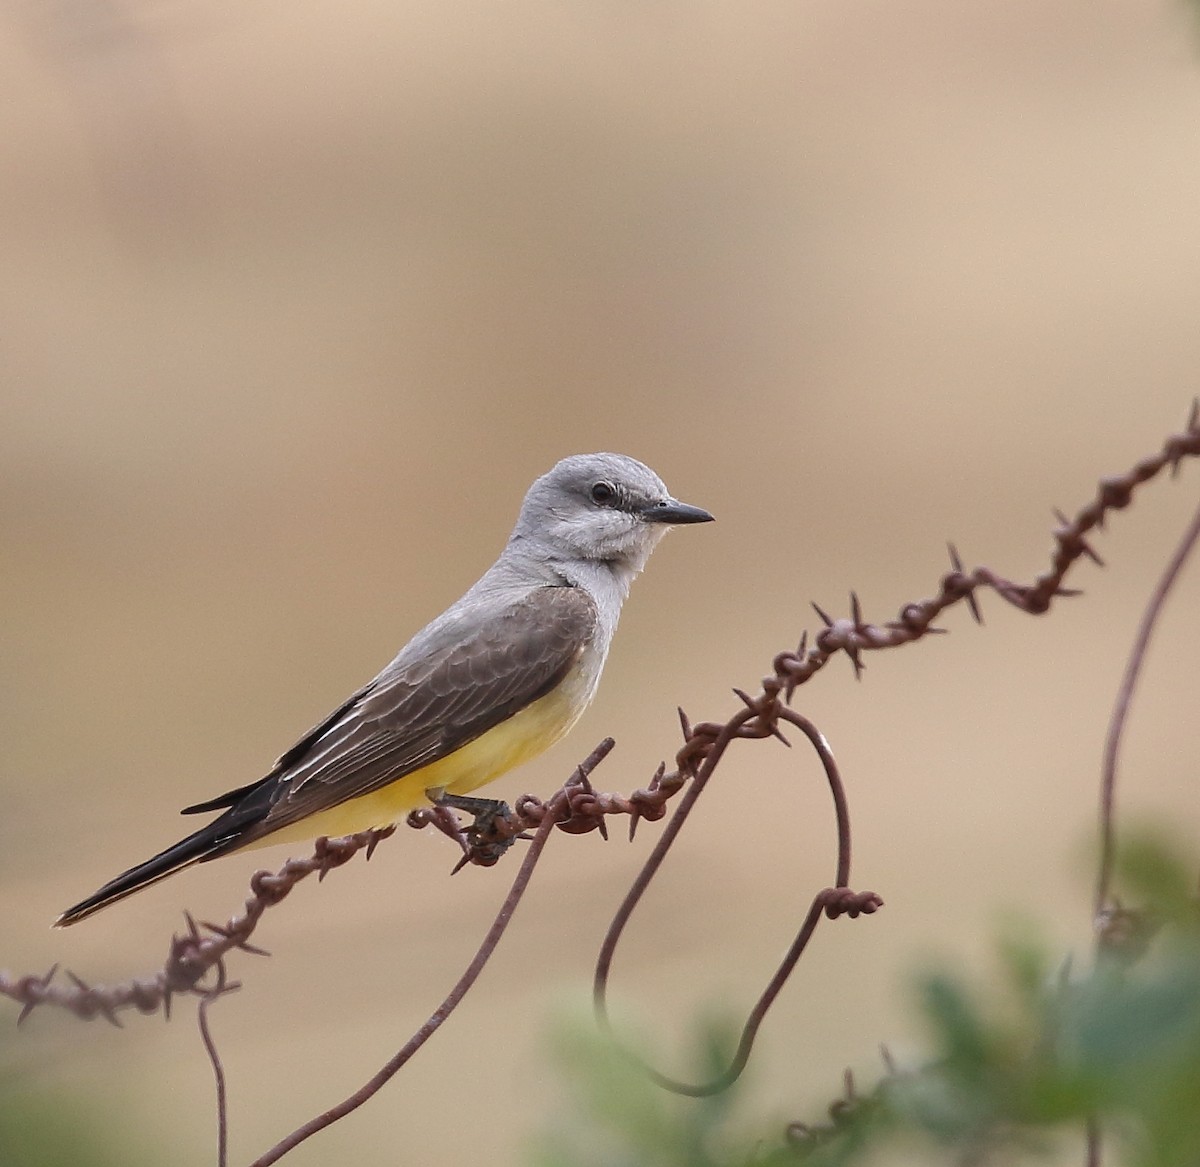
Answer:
430;792;521;867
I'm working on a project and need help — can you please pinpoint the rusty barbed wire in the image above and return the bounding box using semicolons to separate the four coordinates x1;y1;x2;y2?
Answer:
773;404;1200;1167
0;826;396;1024
405;735;674;856
3;404;1199;1167
770;400;1200;698
4;404;1198;1031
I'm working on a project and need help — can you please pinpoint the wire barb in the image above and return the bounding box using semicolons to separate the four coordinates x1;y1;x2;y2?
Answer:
948;542;983;624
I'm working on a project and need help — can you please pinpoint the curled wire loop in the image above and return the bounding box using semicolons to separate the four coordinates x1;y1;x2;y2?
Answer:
593;701;882;1096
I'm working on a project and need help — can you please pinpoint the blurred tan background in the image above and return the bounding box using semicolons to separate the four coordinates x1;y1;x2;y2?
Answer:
3;1;1200;1163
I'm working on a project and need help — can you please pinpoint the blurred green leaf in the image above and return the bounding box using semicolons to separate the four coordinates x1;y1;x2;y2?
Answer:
0;1075;143;1167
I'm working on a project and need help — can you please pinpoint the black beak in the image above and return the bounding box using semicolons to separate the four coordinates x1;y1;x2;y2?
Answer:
642;498;715;525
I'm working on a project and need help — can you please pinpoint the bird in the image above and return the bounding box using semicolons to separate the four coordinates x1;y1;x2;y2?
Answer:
56;453;713;925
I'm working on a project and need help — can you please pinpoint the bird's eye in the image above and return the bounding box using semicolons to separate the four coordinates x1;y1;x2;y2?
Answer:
590;481;616;505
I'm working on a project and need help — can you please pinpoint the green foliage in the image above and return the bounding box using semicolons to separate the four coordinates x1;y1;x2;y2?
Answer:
534;841;1200;1167
532;1009;746;1167
0;1076;138;1167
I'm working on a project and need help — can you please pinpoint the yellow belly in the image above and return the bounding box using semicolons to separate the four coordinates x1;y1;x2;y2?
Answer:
239;680;583;850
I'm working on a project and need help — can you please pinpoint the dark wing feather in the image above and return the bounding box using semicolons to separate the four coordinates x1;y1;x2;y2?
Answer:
229;584;597;841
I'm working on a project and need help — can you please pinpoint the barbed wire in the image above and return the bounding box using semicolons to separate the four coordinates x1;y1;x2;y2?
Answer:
776;403;1200;1166
768;399;1200;698
4;404;1195;1028
0;827;397;1025
2;402;1197;1167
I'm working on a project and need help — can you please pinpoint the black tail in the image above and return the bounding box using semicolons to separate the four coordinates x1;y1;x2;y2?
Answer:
55;799;269;927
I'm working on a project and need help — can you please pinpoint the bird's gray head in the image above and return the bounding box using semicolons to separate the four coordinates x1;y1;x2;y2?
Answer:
510;453;713;578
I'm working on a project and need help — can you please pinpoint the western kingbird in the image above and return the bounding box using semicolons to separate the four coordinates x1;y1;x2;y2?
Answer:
56;453;712;926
